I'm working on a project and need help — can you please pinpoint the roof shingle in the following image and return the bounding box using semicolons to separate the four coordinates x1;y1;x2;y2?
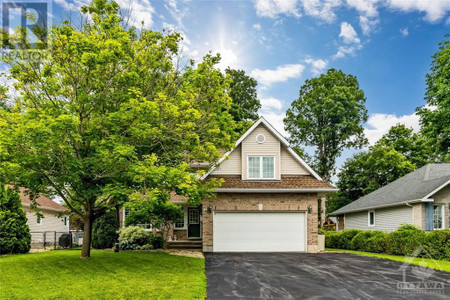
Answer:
331;163;450;215
206;175;335;189
20;188;67;211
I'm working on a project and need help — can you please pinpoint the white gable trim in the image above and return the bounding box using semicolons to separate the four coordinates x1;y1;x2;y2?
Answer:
202;116;323;181
421;179;450;201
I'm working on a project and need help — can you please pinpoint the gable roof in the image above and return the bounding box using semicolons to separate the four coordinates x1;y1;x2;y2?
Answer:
20;188;67;212
330;163;450;215
202;116;323;181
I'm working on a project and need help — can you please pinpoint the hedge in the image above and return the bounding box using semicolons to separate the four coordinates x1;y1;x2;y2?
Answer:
325;227;450;260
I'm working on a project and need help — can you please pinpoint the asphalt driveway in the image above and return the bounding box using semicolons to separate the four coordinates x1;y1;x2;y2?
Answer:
205;253;450;299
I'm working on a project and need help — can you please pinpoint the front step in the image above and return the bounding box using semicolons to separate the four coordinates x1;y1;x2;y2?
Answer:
167;240;202;249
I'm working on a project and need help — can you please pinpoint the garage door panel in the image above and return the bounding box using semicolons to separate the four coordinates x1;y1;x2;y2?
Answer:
213;212;306;252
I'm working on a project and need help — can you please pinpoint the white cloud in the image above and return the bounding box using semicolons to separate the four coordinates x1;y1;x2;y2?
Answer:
253;23;262;30
260;97;283;110
339;22;360;44
255;0;301;18
387;0;450;22
300;0;342;23
346;0;379;17
333;45;361;59
164;0;189;28
305;58;328;75
359;15;379;35
251;64;305;87
364;112;420;145
400;27;409;37
215;48;238;71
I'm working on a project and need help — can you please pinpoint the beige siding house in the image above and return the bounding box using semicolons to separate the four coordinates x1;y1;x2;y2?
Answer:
331;163;450;232
20;189;69;246
121;117;337;252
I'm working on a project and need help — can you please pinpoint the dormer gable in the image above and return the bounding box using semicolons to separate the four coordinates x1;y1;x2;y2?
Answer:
207;117;322;181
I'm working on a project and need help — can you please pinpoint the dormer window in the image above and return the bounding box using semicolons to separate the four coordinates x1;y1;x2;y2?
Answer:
248;156;275;179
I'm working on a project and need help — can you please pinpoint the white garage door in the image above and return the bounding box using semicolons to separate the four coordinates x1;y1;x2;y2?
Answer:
213;212;306;252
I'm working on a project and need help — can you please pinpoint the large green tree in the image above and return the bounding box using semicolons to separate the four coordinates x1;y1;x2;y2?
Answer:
378;124;433;168
284;69;368;180
327;144;415;213
0;0;236;258
416;35;450;162
225;68;261;129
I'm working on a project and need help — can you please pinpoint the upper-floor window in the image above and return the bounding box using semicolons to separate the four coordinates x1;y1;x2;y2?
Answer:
37;214;42;225
248;156;275;179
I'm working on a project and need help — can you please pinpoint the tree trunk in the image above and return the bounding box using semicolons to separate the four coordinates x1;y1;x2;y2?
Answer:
81;214;93;258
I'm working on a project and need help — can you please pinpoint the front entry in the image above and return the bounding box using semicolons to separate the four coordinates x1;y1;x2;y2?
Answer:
187;207;201;238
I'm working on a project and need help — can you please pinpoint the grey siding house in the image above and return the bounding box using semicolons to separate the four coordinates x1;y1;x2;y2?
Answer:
330;163;450;232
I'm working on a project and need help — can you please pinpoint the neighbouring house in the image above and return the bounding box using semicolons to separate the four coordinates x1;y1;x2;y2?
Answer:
20;188;70;247
330;163;450;232
120;117;337;253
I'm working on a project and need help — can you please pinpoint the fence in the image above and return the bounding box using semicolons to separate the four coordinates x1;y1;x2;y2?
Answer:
29;230;84;249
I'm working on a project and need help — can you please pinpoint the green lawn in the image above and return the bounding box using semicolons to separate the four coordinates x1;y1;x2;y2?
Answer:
0;250;206;299
326;248;450;272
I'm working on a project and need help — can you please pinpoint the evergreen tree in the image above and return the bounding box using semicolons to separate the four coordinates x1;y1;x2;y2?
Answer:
0;185;31;254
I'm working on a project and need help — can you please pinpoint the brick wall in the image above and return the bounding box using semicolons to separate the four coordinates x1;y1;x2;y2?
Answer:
202;193;319;253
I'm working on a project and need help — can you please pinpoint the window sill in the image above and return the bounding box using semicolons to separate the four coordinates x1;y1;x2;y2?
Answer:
174;228;187;231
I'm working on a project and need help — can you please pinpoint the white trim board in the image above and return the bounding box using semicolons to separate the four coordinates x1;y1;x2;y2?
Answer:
202;116;324;181
421;180;450;201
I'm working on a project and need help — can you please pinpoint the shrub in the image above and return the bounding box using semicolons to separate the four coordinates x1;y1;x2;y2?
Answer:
150;235;163;249
117;226;150;250
422;229;450;261
325;231;342;248
386;229;426;256
0;185;31;254
365;231;388;253
397;224;421;232
137;244;153;250
350;231;375;251
92;210;119;249
339;230;361;249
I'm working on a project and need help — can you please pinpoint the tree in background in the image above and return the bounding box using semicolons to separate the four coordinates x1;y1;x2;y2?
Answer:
92;209;119;249
327;144;415;213
416;35;450;162
0;185;31;254
225;68;261;132
378;124;433;168
0;0;236;258
284;69;368;180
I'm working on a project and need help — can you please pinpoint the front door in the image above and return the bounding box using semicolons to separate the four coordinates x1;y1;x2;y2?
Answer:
187;207;201;238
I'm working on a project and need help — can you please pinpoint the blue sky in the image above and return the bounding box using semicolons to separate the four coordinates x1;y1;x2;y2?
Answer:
3;0;450;169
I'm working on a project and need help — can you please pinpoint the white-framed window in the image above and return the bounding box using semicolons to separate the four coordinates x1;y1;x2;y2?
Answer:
37;215;42;225
247;156;275;179
368;210;375;227
174;209;185;229
433;204;444;230
123;208;153;231
189;209;200;224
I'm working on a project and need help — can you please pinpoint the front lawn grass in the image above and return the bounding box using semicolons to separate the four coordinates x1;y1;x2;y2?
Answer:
0;250;206;299
326;248;450;272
